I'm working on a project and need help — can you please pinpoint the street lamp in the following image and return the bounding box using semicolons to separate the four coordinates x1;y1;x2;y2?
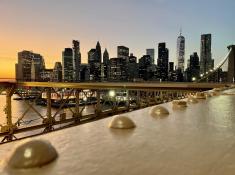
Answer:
109;90;115;97
192;77;196;82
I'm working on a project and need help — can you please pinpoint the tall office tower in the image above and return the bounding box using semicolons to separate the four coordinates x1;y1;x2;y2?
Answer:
52;62;62;82
103;48;109;65
185;52;200;81
127;53;139;81
62;48;73;82
88;49;96;64
200;34;214;74
168;62;175;81
80;64;90;82
31;53;45;81
88;48;100;81
40;69;53;82
146;49;155;64
169;62;174;72
117;46;129;80
176;31;185;71
73;40;81;82
109;58;127;81
95;41;102;63
16;50;44;81
117;46;129;61
139;55;152;80
157;43;169;81
102;49;109;80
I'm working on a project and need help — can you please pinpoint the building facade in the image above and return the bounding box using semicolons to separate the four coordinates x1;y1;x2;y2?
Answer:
62;48;73;82
200;34;214;74
176;32;185;72
185;52;200;81
117;46;129;80
157;43;169;81
73;40;81;82
52;62;62;82
127;53;139;81
146;49;155;65
16;50;44;81
139;55;152;80
102;49;110;81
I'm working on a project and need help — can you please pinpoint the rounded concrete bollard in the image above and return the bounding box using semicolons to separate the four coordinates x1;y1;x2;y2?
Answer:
150;106;169;117
195;92;206;99
187;96;198;103
109;115;136;129
172;100;187;109
8;140;58;169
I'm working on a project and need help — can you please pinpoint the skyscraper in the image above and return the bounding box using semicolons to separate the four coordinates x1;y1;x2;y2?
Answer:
139;55;152;80
146;49;155;65
88;42;101;81
157;43;169;81
103;48;109;65
88;49;96;64
185;52;200;81
73;40;81;82
127;53;139;81
109;58;124;81
95;41;102;63
117;46;129;61
176;31;185;71
62;48;73;82
31;53;45;81
52;62;62;82
117;46;129;80
16;50;44;81
102;49;109;80
200;34;214;74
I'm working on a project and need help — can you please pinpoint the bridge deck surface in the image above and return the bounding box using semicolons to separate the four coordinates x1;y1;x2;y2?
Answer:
0;88;235;175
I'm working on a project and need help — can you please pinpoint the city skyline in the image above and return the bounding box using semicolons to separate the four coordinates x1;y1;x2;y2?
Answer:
1;0;235;78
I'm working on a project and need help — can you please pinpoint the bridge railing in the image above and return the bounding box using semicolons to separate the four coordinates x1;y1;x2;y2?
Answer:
0;81;230;143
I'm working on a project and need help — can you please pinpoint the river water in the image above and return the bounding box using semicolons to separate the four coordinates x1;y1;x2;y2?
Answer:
0;94;97;138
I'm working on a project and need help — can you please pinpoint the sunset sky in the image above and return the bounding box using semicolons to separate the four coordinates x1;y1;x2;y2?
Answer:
0;0;234;78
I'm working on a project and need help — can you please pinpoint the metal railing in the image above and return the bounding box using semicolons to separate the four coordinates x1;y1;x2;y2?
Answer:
0;81;229;143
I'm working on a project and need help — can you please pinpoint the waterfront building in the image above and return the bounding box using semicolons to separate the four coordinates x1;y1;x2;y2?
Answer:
200;34;214;74
176;31;185;72
157;43;169;81
40;69;53;82
127;53;139;81
16;50;44;81
146;49;155;65
102;49;110;80
52;62;62;82
117;46;129;80
117;46;129;61
109;57;127;81
80;64;90;82
31;54;45;81
88;42;102;81
139;55;152;80
88;41;102;81
62;48;73;82
169;62;174;73
73;40;81;82
95;41;102;63
185;52;200;81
